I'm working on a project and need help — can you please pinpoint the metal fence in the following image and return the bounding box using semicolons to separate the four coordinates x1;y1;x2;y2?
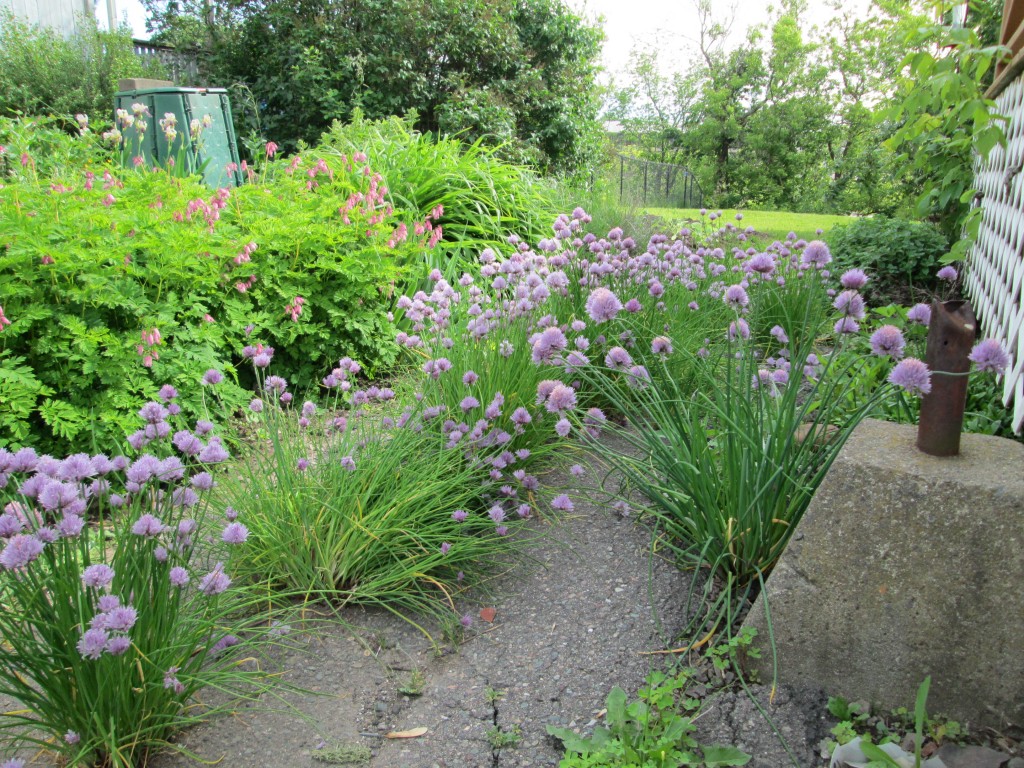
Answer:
613;153;704;209
132;39;201;84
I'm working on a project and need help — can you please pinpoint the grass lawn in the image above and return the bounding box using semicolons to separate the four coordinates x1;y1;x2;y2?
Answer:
644;207;856;244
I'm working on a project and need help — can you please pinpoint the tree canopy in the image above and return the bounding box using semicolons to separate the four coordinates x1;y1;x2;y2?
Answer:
143;0;605;178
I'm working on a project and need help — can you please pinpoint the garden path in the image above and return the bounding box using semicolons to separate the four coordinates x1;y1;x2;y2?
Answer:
145;440;832;768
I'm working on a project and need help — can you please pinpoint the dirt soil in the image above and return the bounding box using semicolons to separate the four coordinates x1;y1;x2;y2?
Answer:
142;447;835;768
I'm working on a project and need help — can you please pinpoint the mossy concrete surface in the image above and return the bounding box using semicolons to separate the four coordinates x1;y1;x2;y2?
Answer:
743;419;1024;729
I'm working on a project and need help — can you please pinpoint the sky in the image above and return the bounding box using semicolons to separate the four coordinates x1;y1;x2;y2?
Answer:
104;0;868;80
563;0;870;81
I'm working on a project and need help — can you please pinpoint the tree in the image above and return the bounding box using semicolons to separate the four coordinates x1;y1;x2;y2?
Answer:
142;0;604;178
885;0;1008;256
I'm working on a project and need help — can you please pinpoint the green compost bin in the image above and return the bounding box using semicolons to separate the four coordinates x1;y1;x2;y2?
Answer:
113;86;244;188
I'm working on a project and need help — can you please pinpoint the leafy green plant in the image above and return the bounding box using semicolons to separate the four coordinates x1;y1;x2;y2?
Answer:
859;678;931;768
0;392;286;767
886;10;1008;259
547;669;750;767
827;217;948;303
0;121;440;454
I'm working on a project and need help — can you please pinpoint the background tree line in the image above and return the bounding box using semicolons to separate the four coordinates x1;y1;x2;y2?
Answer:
139;0;605;180
606;0;1006;229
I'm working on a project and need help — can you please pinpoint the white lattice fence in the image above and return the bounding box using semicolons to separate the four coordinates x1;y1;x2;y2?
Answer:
967;77;1024;434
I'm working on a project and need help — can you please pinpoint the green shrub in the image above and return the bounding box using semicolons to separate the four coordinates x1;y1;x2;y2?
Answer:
0;123;437;455
827;217;948;302
0;10;165;119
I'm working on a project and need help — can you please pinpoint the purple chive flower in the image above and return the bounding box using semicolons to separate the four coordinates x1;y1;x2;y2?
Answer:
440;542;451;555
937;265;958;282
297;458;309;471
888;358;932;396
198;442;229;464
97;595;120;613
750;252;778;274
225;506;238;521
253;353;272;368
195;420;215;436
728;319;750;341
106;635;131;655
833;290;866;319
834;317;860;335
604;346;633;370
551;494;574;512
770;325;789;344
340;456;356;471
907;303;932;326
840;269;869;290
265;375;288;393
462;370;478;386
163;667;185;695
191;472;215;491
488;505;506;524
199;563;231;595
583;408;606;438
546;384;577;413
139;401;169;423
173;430;202;456
64;731;80;745
460;613;473;629
77;628;109;660
158;384;178;402
585;287;623;323
0;534;45;570
555;418;572;437
82;564;115;589
651;336;673;356
495;525;509;536
132;514;165;537
169;566;190;587
869;325;906;359
0;513;23;538
626;365;650;389
57;514;85;538
248;399;264;413
104;605;138;632
222;522;249;544
570;464;585;477
969;339;1011;374
202;369;223;385
723;284;749;309
801;240;832;267
452;509;468;522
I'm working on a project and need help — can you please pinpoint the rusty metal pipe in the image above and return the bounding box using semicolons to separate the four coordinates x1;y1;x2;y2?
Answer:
916;300;977;457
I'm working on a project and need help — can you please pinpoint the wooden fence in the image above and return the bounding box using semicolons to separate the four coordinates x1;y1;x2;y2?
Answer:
966;0;1024;433
132;39;201;84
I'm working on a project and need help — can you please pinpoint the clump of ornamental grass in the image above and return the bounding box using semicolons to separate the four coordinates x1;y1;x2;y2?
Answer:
215;340;575;632
566;240;1010;651
0;387;287;768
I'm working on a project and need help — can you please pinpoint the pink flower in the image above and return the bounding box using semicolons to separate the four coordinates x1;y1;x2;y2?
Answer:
0;305;12;331
102;194;116;207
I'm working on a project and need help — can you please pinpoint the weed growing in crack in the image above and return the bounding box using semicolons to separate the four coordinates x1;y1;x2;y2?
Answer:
487;724;522;750
398;669;426;697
